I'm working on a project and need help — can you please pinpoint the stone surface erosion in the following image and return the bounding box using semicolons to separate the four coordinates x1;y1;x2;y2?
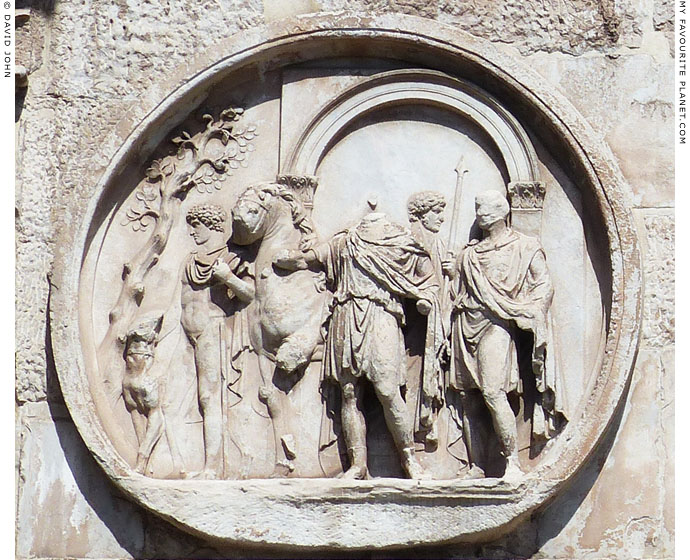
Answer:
15;2;673;558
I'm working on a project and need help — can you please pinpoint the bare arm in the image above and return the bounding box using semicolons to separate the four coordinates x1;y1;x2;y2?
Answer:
212;261;255;302
526;250;554;303
273;248;322;271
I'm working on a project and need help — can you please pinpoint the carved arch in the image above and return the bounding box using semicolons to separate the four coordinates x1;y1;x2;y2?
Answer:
284;69;540;184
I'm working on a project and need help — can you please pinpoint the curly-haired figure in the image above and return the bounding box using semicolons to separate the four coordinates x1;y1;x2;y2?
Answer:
407;191;446;229
181;204;254;478
406;191;449;447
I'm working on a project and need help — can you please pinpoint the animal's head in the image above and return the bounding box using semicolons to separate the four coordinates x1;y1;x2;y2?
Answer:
230;183;277;245
231;181;316;248
122;315;163;374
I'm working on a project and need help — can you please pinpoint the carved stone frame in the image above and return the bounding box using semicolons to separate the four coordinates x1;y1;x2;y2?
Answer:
50;13;642;550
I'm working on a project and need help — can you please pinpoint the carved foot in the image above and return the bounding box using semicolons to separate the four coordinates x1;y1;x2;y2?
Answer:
502;459;523;482
402;448;431;480
337;465;368;480
424;423;439;450
183;469;219;480
461;465;486;480
134;457;147;475
338;446;368;479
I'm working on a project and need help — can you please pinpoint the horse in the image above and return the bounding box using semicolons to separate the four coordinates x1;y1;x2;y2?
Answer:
230;181;333;476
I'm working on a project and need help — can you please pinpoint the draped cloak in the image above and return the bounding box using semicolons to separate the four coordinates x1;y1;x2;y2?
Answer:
184;244;253;395
408;227;451;433
315;213;442;390
450;229;568;441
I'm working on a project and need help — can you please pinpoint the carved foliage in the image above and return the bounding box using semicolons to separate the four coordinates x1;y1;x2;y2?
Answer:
98;108;257;393
123;108;258;231
507;181;546;209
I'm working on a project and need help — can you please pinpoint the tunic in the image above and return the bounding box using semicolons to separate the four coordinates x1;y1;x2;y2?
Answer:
316;213;439;387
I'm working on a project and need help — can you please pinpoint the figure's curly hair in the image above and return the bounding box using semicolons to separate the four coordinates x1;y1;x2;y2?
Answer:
186;204;227;233
407;191;446;220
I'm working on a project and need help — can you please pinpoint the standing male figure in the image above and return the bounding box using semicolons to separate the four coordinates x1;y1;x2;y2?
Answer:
181;204;255;478
447;190;565;479
275;210;439;479
406;191;450;446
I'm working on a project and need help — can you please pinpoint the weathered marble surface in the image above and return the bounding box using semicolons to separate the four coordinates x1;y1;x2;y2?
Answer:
15;0;673;558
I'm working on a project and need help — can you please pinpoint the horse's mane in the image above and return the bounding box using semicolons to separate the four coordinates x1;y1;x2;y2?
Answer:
239;182;316;249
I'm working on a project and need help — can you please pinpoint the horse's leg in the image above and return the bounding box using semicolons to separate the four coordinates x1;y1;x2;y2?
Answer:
276;314;323;374
257;353;294;476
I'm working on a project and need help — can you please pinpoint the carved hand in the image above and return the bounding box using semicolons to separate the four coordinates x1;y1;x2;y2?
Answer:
441;250;457;278
298;233;317;252
416;298;432;315
273;249;308;271
211;259;233;281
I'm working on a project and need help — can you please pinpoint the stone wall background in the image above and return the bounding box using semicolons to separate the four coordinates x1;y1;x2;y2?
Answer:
14;0;674;558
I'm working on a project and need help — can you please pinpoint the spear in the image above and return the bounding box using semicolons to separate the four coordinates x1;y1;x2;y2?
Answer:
447;155;469;251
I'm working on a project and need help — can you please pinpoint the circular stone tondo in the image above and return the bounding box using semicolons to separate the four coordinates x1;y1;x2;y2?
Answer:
51;13;641;551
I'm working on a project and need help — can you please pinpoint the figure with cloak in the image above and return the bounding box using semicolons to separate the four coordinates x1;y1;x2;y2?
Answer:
447;190;567;479
405;191;451;448
180;204;254;478
274;208;443;479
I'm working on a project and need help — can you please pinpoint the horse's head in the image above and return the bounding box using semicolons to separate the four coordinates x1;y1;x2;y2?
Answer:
230;183;277;245
231;181;317;249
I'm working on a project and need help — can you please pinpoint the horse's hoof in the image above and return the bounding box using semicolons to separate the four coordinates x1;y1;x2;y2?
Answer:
280;434;297;460
270;460;295;478
258;386;273;403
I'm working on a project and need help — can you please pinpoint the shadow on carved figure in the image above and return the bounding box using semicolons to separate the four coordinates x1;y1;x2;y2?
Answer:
181;204;255;479
121;315;184;475
274;199;445;480
448;190;568;480
405;191;450;450
230;179;332;476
